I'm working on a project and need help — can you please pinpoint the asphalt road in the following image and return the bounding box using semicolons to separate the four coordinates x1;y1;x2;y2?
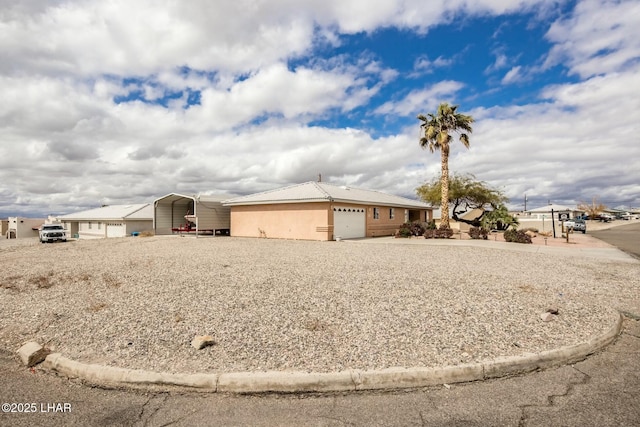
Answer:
590;221;640;259
1;226;639;427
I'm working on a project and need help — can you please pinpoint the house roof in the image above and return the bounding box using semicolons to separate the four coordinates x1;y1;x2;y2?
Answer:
59;204;153;221
223;181;431;209
526;204;575;213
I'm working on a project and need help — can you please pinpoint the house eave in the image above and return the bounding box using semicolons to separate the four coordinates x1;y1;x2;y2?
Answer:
224;198;431;209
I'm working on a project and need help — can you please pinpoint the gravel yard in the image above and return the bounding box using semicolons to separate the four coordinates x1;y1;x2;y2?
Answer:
1;236;638;374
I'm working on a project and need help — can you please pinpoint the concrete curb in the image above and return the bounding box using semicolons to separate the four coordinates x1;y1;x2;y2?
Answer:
35;313;623;394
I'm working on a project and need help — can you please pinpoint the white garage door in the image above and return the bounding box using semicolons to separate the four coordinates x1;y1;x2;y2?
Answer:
333;207;366;239
106;223;125;238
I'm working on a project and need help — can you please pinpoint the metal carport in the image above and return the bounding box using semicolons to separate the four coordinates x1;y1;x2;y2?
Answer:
153;193;230;236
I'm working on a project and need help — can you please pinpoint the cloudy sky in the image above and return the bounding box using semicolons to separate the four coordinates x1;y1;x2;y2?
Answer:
1;0;638;217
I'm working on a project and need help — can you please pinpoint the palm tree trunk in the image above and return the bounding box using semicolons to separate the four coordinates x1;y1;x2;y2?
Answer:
440;144;450;228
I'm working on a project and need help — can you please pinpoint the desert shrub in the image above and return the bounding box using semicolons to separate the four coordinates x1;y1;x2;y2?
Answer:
468;226;488;240
424;225;454;239
504;229;532;244
396;221;427;237
395;224;413;238
426;220;437;230
410;221;427;236
437;226;454;239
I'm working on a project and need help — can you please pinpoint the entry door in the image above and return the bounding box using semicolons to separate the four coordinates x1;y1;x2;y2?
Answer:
333;207;366;239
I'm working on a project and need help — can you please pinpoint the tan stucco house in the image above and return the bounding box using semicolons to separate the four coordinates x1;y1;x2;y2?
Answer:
223;181;432;241
6;217;45;239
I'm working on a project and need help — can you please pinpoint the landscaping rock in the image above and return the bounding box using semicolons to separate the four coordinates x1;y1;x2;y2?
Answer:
540;312;555;322
191;335;215;350
17;341;50;367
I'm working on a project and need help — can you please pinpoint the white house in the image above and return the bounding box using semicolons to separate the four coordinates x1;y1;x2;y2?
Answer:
520;204;583;221
58;204;153;239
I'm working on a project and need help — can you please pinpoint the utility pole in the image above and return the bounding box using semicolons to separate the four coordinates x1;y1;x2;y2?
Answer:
524;194;527;212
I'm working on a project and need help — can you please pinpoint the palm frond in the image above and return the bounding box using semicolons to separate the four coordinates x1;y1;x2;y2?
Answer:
459;133;470;148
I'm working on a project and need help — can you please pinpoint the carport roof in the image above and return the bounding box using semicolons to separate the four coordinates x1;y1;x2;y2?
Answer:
154;193;229;204
223;181;431;209
59;204;153;221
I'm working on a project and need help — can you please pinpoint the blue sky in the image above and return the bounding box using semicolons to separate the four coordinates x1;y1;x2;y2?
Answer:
1;0;638;218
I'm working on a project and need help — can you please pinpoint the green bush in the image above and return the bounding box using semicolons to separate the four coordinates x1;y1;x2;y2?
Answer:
504;229;532;244
395;224;413;238
468;226;488;240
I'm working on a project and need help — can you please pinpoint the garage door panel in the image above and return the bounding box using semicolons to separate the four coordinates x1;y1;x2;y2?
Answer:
333;207;365;239
106;223;124;238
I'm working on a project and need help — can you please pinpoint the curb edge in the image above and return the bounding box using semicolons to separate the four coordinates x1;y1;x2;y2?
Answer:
36;312;624;394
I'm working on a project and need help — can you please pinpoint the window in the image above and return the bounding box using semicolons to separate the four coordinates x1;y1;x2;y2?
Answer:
97;222;102;230
389;208;395;219
373;207;379;220
88;222;92;229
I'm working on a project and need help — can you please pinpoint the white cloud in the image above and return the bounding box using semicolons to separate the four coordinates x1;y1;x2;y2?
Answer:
0;0;316;76
0;0;565;78
456;69;640;207
484;51;509;74
543;0;640;78
413;56;454;74
501;65;523;84
375;81;466;117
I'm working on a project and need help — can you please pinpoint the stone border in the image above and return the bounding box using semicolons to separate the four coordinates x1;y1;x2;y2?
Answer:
22;312;623;394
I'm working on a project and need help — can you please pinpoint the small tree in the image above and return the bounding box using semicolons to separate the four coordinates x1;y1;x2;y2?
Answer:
416;174;507;227
577;197;606;219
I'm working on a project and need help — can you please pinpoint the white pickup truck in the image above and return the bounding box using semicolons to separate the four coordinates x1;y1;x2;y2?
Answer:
39;224;67;243
563;218;587;234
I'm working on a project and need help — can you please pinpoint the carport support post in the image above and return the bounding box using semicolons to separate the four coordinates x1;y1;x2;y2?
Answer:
551;208;556;238
196;216;198;239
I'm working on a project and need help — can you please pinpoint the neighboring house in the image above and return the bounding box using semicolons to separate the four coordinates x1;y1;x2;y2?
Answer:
223;181;432;241
521;204;583;221
6;217;45;239
153;193;231;235
1;219;8;237
58;204;153;239
603;207;626;218
614;205;640;215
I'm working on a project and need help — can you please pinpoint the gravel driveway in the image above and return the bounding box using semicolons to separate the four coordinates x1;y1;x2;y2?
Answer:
1;236;638;374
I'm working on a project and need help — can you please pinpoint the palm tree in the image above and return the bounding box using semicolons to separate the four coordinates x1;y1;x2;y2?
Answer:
417;103;474;229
